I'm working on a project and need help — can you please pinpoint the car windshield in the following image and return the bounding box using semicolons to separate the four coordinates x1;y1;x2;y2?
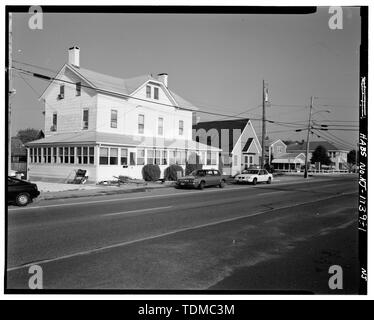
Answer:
242;170;260;174
191;170;205;177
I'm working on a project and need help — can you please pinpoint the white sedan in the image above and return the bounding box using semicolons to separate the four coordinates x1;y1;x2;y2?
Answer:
234;169;273;185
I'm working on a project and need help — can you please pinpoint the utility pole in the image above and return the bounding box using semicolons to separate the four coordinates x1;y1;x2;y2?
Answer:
304;96;313;178
8;12;13;173
261;79;266;169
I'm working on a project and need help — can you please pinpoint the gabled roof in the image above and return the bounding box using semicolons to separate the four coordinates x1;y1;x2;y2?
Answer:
193;119;249;132
11;137;27;156
287;141;348;152
242;138;254;152
26;131;220;152
41;64;198;110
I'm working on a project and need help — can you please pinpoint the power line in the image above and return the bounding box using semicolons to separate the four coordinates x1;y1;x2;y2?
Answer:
13;66;265;121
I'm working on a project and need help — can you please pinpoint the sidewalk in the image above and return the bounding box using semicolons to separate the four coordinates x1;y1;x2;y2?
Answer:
34;180;174;201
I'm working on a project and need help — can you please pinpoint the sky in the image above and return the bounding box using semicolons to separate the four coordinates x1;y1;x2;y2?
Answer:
11;7;361;150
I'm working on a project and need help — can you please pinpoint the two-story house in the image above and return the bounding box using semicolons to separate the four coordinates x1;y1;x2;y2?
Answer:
193;119;261;176
26;47;220;183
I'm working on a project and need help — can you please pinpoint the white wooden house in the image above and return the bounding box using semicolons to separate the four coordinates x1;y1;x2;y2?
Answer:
26;47;220;183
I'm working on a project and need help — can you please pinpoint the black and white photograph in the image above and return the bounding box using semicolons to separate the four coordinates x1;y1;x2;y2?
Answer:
4;4;368;296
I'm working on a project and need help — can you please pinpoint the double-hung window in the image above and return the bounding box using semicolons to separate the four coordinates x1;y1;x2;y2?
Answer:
111;109;118;128
138;114;145;134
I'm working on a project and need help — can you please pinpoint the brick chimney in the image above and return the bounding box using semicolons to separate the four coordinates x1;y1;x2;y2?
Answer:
157;73;168;87
68;46;80;68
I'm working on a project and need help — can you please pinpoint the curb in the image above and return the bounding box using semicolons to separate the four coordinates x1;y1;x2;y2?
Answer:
39;184;175;201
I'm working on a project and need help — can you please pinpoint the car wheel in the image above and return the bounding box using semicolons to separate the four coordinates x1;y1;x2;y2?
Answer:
15;192;30;206
219;180;225;188
199;181;205;190
252;178;257;185
267;177;272;184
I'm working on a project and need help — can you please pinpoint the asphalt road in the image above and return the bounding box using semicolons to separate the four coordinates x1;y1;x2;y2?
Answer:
6;176;359;293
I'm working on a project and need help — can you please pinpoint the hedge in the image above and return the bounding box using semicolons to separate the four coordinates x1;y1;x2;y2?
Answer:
164;164;184;181
142;164;161;181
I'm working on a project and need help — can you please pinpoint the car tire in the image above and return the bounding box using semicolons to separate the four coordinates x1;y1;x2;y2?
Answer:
252;178;257;185
219;180;225;188
267;177;272;184
199;181;205;190
15;192;30;206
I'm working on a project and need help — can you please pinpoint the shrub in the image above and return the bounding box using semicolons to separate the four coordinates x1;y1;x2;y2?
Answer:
185;152;203;176
142;164;161;181
164;164;184;181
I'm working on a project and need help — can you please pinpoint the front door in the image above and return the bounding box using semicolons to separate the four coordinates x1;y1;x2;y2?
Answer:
244;155;249;169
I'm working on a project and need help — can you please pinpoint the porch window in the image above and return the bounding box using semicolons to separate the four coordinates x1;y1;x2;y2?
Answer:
137;148;145;165
58;147;64;163
53;147;57;163
43;148;47;163
30;148;34;163
64;147;69;163
211;152;217;165
47;148;52;163
70;147;75;164
89;147;94;164
121;148;128;166
77;147;82;164
169;150;176;165
110;148;118;165
81;147;88;164
99;147;109;165
155;150;161;165
147;149;155;165
162;150;167;165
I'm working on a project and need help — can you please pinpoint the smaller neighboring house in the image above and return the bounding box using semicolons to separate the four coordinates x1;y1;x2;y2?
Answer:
287;141;349;170
266;139;287;163
271;152;306;171
11;137;27;173
11;131;44;175
193;119;261;176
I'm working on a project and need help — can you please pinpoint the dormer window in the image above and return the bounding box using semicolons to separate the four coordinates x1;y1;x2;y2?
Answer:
154;87;159;100
146;85;151;98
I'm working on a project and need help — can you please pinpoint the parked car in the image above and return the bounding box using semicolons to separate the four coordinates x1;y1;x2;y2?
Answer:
8;169;24;179
234;169;273;185
176;169;225;190
8;176;40;206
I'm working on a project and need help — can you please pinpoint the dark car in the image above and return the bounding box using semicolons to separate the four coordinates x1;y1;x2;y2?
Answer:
176;169;225;190
8;177;40;206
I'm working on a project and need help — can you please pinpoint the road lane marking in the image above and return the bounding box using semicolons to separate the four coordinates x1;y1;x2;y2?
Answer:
7;191;356;272
8;178;347;212
104;206;172;217
257;190;289;196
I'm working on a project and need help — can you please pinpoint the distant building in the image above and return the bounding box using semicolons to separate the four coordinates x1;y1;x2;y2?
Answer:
193;119;261;176
287;141;349;170
11;137;27;173
26;46;219;183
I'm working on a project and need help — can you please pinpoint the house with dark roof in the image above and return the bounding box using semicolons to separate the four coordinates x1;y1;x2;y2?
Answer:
193;119;261;176
27;46;220;182
286;141;349;170
11;137;27;173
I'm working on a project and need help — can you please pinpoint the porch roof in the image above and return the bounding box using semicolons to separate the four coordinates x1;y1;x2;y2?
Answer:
271;152;305;164
26;131;221;152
